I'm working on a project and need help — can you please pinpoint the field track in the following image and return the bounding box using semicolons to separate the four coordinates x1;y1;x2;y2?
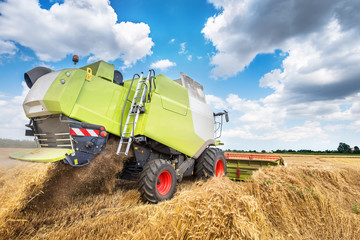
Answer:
1;148;359;239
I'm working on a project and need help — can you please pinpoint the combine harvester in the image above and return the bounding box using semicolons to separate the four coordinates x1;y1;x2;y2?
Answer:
9;56;285;202
10;56;230;203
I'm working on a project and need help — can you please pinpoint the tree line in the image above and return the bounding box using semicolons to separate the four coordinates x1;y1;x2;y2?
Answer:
225;142;360;154
1;138;358;155
0;138;36;148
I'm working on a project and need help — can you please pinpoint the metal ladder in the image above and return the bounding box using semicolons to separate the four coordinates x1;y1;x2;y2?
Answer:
116;71;152;155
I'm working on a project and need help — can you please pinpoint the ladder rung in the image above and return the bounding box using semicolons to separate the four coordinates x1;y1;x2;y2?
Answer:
117;71;151;156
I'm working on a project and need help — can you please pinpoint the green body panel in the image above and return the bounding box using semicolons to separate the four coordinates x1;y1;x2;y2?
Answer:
226;159;281;181
43;61;129;136
80;61;114;81
127;75;204;157
68;75;128;135
39;62;206;157
156;74;188;116
9;148;73;162
43;69;86;116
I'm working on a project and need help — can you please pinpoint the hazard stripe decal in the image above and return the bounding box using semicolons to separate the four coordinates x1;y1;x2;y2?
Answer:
87;129;98;137
70;128;100;137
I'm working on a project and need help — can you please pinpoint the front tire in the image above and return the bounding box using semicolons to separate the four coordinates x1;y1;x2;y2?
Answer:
139;159;177;203
195;148;227;178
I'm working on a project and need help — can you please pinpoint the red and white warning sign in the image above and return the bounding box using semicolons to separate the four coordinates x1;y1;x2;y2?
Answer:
70;128;100;137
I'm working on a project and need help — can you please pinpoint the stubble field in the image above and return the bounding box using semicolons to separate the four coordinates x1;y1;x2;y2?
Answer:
0;146;359;239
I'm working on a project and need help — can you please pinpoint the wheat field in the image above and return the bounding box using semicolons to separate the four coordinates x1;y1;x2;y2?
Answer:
0;146;359;239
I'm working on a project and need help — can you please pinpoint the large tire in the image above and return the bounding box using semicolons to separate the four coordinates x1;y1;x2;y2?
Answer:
195;148;227;178
138;159;177;203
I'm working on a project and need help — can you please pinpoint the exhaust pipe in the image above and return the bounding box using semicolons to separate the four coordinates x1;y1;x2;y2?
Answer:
24;66;52;88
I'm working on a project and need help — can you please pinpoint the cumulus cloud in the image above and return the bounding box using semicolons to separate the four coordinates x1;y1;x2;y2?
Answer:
202;0;360;149
203;0;360;81
205;94;228;110
0;40;17;55
150;59;176;71
207;89;360;148
0;82;30;139
223;121;326;142
0;0;154;68
178;42;187;54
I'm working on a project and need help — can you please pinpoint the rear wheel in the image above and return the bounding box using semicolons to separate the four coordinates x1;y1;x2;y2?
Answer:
195;148;227;178
139;159;177;203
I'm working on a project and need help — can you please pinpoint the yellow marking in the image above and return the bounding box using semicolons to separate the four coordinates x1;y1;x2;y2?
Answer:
86;68;92;81
74;159;78;165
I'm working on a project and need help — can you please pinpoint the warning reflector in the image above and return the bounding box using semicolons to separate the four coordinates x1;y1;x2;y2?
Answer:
70;128;100;137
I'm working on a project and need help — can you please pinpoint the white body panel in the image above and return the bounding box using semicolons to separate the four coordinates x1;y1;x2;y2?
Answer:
188;95;214;141
23;71;61;117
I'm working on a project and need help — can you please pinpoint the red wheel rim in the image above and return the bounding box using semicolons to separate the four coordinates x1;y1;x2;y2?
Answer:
157;171;172;195
215;159;224;177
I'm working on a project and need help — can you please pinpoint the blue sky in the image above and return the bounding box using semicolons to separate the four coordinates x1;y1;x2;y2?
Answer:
1;0;360;151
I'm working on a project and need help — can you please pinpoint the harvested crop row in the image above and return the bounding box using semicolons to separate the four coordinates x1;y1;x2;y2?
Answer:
0;137;129;224
1;156;359;239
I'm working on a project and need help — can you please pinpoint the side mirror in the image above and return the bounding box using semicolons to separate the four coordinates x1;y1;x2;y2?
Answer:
224;110;229;122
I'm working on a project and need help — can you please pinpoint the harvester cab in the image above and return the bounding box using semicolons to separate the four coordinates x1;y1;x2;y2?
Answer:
10;58;229;202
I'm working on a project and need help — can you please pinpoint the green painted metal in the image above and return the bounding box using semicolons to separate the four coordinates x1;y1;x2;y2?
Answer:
226;159;280;181
40;61;205;158
225;153;284;181
43;69;86;117
9;148;73;162
130;74;204;157
80;60;115;81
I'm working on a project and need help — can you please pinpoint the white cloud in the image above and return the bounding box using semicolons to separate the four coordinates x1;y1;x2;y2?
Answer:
203;0;360;150
0;40;17;55
205;94;228;110
0;82;30;140
169;38;175;43
20;54;34;62
150;59;176;71
0;0;154;68
208;91;359;149
187;55;192;61
223;121;326;142
178;42;187;54
203;0;360;81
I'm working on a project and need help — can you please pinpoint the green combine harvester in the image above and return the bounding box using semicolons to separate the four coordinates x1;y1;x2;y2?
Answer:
10;57;229;203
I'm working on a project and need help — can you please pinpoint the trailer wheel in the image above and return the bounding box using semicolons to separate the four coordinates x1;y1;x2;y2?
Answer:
195;148;227;178
139;159;177;203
